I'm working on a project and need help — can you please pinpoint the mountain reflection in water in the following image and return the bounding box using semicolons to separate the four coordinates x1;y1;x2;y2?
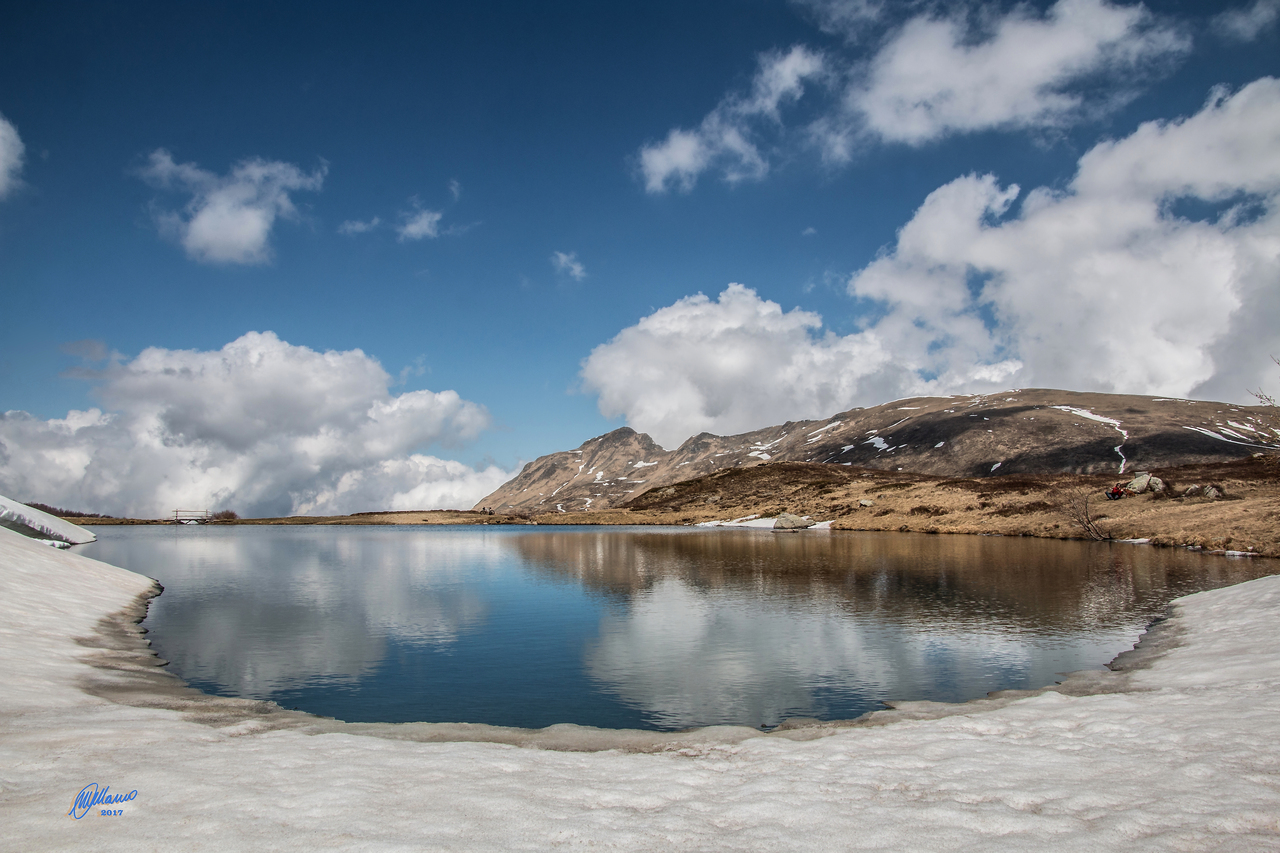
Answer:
81;526;1276;731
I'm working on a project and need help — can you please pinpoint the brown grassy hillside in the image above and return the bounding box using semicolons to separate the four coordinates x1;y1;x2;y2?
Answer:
478;390;1280;513
534;456;1280;557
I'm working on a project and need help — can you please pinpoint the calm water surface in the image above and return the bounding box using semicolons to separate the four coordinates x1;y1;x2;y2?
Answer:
79;525;1277;731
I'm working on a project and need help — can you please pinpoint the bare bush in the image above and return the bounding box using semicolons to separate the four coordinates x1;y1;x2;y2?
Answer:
1252;356;1279;407
23;502;114;519
1052;487;1111;541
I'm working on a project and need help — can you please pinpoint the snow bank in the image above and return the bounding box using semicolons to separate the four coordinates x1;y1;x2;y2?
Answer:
697;514;777;528
0;493;96;545
3;525;1280;850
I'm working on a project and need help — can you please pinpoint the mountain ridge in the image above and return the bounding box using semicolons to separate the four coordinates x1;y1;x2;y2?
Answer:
476;389;1280;513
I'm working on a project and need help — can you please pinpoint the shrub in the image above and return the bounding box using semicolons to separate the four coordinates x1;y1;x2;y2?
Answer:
23;502;113;519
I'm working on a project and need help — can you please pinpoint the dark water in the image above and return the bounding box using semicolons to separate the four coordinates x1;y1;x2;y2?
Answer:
79;525;1277;731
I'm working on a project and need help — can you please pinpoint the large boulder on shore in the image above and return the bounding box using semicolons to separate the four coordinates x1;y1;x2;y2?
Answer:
1126;473;1164;494
773;513;814;530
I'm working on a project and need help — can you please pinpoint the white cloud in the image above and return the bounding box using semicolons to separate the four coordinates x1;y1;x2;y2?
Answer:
1214;0;1280;41
639;46;826;193
398;207;444;241
843;0;1187;149
551;250;587;281
0;332;513;517
640;0;1187;185
0;112;24;199
639;129;712;194
792;0;893;40
338;216;380;234
589;79;1280;446
138;150;326;264
580;284;902;448
849;77;1280;402
449;179;462;200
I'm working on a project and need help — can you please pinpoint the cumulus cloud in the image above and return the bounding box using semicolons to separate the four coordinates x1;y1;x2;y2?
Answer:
0;332;513;517
590;79;1280;446
338;216;381;234
397;207;444;241
639;45;826;193
1214;0;1280;41
840;0;1186;150
551;250;587;281
0;112;24;199
138;150;326;264
851;77;1280;401
640;0;1187;187
580;284;901;448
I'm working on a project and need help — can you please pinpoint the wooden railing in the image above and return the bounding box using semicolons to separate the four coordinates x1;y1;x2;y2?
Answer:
173;510;213;524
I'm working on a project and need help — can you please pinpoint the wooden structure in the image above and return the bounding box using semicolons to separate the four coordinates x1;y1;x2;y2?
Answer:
173;509;213;525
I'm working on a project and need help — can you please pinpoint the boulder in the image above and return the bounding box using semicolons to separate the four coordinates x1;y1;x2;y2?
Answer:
1183;485;1203;497
859;499;875;508
1203;486;1222;500
773;512;814;530
1148;476;1165;494
1126;473;1152;494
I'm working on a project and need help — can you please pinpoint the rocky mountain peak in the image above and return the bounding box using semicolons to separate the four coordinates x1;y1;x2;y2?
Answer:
477;389;1280;513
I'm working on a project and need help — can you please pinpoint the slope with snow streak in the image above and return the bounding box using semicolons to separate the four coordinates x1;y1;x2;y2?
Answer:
1050;406;1130;473
3;525;1280;850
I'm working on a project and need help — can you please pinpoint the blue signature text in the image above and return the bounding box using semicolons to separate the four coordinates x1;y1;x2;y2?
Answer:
67;784;137;819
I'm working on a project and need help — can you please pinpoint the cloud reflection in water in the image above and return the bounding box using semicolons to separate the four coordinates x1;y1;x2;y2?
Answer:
89;526;503;697
509;529;1242;728
83;526;1273;730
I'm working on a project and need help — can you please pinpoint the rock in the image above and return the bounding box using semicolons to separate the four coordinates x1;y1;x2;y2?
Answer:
1126;473;1152;494
1183;484;1202;497
1203;486;1221;500
859;499;875;507
1148;476;1165;494
773;512;814;530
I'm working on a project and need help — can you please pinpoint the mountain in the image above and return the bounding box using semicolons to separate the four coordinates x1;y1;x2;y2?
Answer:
476;389;1280;513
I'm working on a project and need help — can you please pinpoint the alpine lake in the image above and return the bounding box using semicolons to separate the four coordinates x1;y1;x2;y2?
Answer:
79;525;1278;732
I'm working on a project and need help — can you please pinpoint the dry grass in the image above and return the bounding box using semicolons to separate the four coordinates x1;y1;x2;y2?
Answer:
539;456;1280;557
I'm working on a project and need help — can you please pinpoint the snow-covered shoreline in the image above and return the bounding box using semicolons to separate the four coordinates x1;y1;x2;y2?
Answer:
0;495;97;547
3;526;1279;850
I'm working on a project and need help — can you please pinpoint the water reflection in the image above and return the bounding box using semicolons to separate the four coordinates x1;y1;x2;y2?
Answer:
80;526;1277;730
510;529;1276;727
83;527;502;697
510;529;1229;633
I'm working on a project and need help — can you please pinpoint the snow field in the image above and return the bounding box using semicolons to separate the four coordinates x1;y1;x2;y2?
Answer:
2;526;1279;851
0;494;97;546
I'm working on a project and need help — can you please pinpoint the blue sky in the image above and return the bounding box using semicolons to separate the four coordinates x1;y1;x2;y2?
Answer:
1;0;1278;516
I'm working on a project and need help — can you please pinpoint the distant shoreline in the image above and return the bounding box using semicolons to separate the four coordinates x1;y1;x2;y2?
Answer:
69;455;1280;558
